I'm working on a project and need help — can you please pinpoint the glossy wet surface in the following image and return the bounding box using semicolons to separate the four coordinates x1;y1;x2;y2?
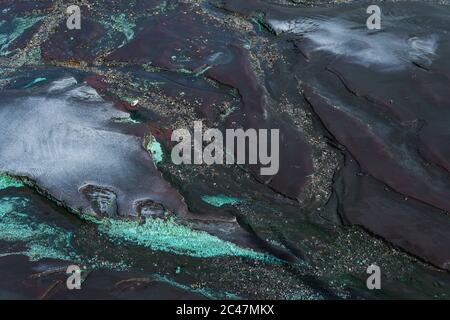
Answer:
0;0;449;299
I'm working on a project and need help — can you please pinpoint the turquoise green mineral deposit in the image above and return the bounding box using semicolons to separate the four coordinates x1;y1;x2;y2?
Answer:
103;14;136;47
89;215;272;261
0;16;43;56
0;197;78;262
202;194;244;207
0;172;23;190
24;77;47;88
147;138;164;164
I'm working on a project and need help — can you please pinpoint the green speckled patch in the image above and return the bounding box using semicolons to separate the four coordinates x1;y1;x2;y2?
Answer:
0;16;43;56
89;215;272;261
0;197;78;262
147;138;164;164
23;77;46;88
113;116;140;124
202;194;244;207
102;14;136;47
0;172;23;189
156;1;169;14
